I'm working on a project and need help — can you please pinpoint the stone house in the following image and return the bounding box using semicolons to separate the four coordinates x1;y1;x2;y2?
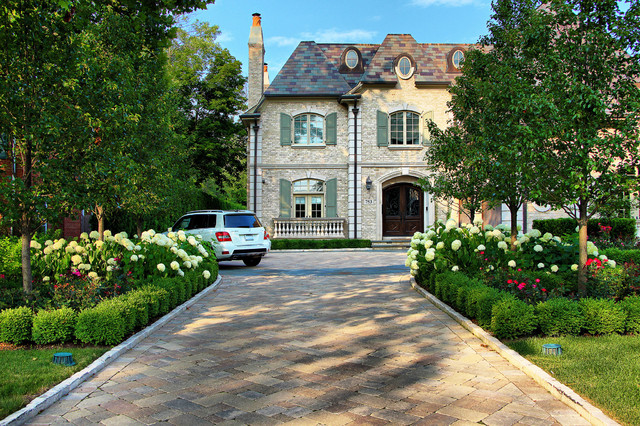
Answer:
239;14;600;241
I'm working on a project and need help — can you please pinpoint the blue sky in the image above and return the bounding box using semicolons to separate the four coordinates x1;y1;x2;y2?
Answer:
187;0;494;79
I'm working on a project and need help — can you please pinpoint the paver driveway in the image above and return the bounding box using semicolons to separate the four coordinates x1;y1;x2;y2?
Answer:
28;250;590;425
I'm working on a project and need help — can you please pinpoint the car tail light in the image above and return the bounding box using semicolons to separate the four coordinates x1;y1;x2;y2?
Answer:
216;231;232;242
264;232;270;240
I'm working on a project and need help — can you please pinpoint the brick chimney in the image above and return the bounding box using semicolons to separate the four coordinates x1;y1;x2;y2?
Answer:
248;13;264;109
263;63;270;92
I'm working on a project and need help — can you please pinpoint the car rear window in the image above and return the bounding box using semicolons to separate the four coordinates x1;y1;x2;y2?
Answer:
224;214;261;228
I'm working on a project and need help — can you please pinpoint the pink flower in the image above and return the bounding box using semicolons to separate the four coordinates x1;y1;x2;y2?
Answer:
533;284;537;288
507;279;513;284
0;274;4;279
517;268;522;272
535;278;541;283
517;282;526;290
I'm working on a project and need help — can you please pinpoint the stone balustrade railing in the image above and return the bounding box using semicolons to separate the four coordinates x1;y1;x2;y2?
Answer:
273;218;347;239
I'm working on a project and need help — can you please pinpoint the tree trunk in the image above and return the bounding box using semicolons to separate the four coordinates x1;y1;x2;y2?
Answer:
469;208;476;225
136;216;143;238
577;201;589;295
96;205;105;240
21;217;33;294
510;205;518;250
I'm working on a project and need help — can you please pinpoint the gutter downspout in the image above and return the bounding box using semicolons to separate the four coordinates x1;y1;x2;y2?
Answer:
253;122;259;213
353;101;359;239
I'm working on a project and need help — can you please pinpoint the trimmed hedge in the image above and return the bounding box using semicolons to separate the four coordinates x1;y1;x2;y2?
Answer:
491;297;537;339
601;248;640;265
0;306;34;344
271;239;372;250
579;298;626;335
75;303;127;345
535;298;583;336
32;307;77;344
532;217;636;239
620;296;640;334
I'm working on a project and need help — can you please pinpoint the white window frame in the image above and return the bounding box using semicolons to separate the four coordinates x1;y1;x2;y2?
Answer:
293;113;324;145
389;111;420;145
293;179;325;218
452;50;465;69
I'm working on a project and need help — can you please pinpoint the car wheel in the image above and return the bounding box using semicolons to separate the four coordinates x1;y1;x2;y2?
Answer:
243;257;262;267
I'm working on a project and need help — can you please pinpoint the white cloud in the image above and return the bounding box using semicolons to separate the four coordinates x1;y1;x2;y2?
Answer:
410;0;481;6
267;36;300;47
300;28;378;43
216;31;234;44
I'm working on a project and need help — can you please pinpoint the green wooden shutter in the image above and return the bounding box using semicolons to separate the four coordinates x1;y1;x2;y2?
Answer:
325;178;337;217
279;179;292;217
280;113;291;146
422;111;434;146
325;112;337;145
377;110;388;147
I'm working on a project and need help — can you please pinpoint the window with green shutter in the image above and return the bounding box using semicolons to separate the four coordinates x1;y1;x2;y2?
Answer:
280;113;292;146
325;112;337;145
422;111;434;146
279;179;292;217
377;110;388;146
325;178;337;217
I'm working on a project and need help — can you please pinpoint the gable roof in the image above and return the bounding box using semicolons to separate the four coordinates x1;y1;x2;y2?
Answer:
263;34;473;97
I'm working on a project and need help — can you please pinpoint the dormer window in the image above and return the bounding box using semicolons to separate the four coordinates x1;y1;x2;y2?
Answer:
452;50;465;69
395;55;415;79
346;50;358;68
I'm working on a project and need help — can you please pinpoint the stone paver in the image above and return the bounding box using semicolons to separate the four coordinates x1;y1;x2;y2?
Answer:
27;251;590;425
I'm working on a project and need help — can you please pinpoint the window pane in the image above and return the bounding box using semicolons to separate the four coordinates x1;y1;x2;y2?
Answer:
399;57;411;76
406;112;419;145
346;50;358;68
309;115;323;144
311;180;324;192
390;113;403;145
293;180;308;193
224;214;261;228
295;197;306;218
294;115;308;144
311;196;322;218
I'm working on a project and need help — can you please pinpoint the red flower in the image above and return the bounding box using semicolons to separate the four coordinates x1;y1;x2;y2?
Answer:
542;288;547;292
535;278;540;283
507;279;513;284
0;274;5;279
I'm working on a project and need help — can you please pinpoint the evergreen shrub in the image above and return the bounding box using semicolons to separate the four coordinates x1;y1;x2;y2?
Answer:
466;286;509;329
491;297;537;339
32;307;77;344
620;296;640;334
579;298;626;335
535;298;583;336
75;304;126;345
0;306;33;344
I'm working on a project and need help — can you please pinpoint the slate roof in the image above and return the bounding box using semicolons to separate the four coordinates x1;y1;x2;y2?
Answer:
264;34;473;97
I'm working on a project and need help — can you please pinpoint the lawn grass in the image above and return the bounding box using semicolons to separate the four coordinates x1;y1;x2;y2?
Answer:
0;346;108;420
507;335;640;426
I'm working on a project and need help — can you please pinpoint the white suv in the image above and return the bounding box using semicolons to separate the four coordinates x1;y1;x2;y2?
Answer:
171;210;271;266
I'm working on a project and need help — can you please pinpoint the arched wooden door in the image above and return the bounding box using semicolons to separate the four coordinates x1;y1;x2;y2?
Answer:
382;183;423;236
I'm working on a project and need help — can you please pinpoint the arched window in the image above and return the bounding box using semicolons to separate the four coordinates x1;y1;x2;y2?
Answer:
294;114;324;145
346;50;358;68
390;111;420;145
452;50;465;69
293;179;324;218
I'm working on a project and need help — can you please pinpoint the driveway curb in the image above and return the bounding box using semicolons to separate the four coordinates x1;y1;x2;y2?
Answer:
1;275;223;426
410;278;619;426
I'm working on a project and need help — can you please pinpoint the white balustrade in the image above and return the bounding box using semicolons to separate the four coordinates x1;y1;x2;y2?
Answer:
273;218;347;239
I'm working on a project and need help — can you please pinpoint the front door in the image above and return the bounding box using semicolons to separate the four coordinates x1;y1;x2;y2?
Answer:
383;183;423;236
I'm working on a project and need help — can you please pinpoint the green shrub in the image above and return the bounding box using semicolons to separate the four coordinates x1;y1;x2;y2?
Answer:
32;307;77;344
532;218;636;240
95;298;136;335
123;295;149;329
0;306;34;345
620;296;640;334
127;288;160;318
75;304;126;345
455;279;484;318
466;286;509;328
0;237;21;276
579;298;626;335
491;297;537;339
271;239;372;250
184;276;193;299
601;248;640;265
535;298;583;336
154;278;179;308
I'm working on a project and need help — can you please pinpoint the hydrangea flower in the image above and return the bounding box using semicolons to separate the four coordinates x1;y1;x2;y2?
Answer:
425;248;435;262
497;241;508;250
538;263;545;269
410;260;419;270
470;226;480;235
609;260;617;268
170;261;180;270
451;265;459;272
451;240;462;251
424;240;433;248
571;264;579;271
477;244;486;251
71;255;83;265
551;265;559;273
534;245;543;253
445;218;458;230
508;260;516;268
130;255;138;262
90;231;100;239
157;263;166;272
203;270;211;280
436;242;445;250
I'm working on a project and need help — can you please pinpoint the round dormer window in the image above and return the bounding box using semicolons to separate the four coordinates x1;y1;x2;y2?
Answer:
346;50;358;68
452;50;465;69
397;56;413;79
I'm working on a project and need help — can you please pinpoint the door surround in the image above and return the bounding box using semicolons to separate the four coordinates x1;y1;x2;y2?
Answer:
373;170;433;240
